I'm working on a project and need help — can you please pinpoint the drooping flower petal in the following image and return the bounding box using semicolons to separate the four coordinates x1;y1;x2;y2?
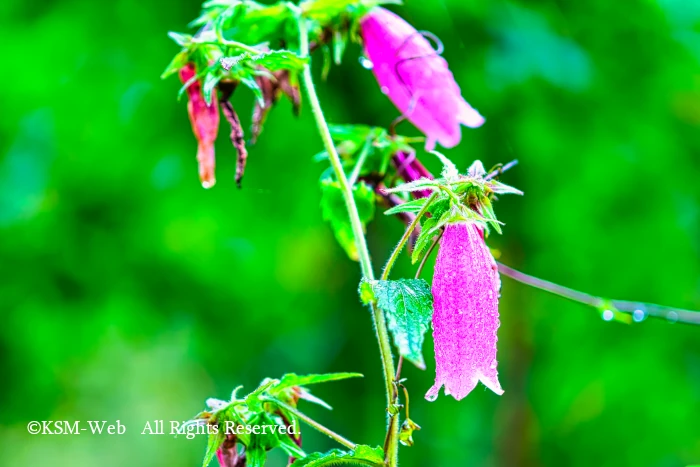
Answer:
179;63;220;188
360;7;484;151
426;222;503;401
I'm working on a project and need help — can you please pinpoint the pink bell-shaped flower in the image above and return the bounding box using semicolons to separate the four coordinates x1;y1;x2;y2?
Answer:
360;7;485;151
426;222;504;401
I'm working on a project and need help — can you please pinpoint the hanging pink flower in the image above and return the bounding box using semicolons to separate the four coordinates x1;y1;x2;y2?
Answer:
179;63;219;188
426;222;503;401
360;7;485;151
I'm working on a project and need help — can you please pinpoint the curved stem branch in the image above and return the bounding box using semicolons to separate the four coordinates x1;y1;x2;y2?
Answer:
497;262;700;325
268;399;356;450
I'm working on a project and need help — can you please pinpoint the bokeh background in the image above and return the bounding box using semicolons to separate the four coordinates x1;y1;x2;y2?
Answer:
1;0;699;466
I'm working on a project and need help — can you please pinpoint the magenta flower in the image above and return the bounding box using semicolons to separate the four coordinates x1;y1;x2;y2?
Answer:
426;222;503;401
360;7;485;151
179;63;220;188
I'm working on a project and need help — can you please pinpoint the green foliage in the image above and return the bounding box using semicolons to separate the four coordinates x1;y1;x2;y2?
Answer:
322;124;416;178
384;159;522;263
364;279;433;369
290;445;385;467
189;372;361;467
320;179;376;261
276;372;364;391
220;50;308;73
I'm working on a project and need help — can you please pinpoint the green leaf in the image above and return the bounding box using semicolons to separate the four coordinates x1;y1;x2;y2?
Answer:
161;50;190;79
220;50;308;73
333;29;347;65
276;372;363;391
278;435;307;458
168;31;193;46
367;279;434;369
384;197;428;216
290;445;384;467
411;217;439;264
202;427;226;467
358;279;375;305
320;179;375;261
202;73;221;105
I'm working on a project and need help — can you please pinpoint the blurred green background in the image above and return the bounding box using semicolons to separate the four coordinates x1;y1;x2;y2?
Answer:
1;0;699;465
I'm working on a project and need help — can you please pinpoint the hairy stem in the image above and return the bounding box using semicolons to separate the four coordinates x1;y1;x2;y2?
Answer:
268;399;356;450
380;193;438;281
296;13;399;464
498;262;700;325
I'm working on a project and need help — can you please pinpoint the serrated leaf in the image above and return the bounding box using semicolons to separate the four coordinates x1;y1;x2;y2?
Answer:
320;179;375;261
369;279;433;369
276;372;363;391
384;197;428;216
290;445;384;467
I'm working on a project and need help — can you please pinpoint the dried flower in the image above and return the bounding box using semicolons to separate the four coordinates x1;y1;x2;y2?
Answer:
179;63;220;188
426;222;503;401
360;7;484;151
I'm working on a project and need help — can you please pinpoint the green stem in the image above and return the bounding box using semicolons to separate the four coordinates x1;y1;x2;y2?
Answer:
296;14;399;465
268;398;356;450
380;193;438;281
498;262;700;325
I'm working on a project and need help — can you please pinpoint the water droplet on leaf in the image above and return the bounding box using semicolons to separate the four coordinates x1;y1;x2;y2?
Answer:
632;309;646;322
602;310;614;321
359;57;374;69
666;311;679;323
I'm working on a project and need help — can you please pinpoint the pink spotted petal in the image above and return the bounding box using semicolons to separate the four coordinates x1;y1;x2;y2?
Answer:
426;222;503;401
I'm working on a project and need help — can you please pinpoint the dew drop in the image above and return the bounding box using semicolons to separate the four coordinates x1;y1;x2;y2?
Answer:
632;309;646;323
380;85;389;95
666;311;679;323
602;309;614;321
425;393;437;402
359;56;374;69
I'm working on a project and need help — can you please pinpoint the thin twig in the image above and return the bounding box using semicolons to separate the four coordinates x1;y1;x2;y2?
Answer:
267;398;356;450
497;262;700;325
